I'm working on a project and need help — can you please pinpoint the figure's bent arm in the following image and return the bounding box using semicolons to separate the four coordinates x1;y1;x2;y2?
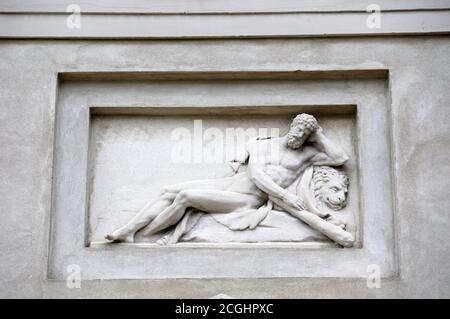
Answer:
311;130;349;166
269;195;354;247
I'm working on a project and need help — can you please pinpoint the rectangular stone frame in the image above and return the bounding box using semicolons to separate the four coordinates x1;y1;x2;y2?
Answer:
48;69;396;280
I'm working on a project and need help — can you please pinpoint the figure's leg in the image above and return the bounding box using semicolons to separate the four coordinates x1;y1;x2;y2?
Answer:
105;191;176;242
163;176;234;193
106;176;236;242
156;209;204;245
142;189;263;237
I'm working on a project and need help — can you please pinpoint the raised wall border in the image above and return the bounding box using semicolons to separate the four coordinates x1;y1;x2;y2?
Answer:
47;69;396;280
1;0;450;39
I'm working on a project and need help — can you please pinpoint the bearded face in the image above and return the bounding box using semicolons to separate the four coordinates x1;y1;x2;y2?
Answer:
287;113;319;149
287;125;311;149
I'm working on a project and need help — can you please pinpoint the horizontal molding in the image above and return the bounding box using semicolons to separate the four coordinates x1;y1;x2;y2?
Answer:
1;0;450;14
1;10;450;39
59;69;389;81
90;105;357;116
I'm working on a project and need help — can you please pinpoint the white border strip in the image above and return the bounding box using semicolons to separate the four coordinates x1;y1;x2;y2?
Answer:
1;0;450;14
1;10;450;39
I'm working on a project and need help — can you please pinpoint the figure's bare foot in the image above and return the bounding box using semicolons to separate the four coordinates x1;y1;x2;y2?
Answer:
156;235;169;246
105;230;134;243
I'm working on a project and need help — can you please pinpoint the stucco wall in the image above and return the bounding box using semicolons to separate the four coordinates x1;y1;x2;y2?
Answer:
1;36;449;297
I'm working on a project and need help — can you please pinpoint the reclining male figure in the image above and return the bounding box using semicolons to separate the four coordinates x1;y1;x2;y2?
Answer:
105;113;348;243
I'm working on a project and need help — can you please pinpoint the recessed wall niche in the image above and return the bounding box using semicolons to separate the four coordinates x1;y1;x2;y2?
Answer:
88;110;358;246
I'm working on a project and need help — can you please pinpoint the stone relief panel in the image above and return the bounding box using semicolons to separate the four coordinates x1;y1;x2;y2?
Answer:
49;76;395;280
89;113;358;247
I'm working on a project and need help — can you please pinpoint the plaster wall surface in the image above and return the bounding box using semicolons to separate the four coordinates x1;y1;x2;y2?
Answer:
1;37;450;297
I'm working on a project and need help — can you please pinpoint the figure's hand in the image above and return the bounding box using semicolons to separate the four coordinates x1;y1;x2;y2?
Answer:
308;126;323;142
282;193;305;211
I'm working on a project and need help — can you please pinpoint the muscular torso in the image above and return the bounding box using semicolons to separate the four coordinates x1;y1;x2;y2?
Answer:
262;148;315;188
226;137;319;196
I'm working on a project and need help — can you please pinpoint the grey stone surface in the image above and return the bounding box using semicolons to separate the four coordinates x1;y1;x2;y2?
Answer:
48;78;393;280
1;0;450;38
1;36;450;297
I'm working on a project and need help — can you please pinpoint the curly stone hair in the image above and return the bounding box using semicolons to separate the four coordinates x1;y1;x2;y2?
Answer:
290;113;319;132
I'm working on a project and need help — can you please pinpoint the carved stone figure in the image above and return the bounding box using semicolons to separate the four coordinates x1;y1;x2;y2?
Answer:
105;113;355;247
311;166;349;210
156;165;350;245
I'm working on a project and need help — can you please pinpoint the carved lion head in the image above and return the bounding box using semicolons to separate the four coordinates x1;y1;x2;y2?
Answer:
312;166;349;211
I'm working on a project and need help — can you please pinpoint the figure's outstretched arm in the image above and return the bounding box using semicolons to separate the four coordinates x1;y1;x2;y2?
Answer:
269;195;354;247
309;128;349;166
247;163;287;199
247;163;305;211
